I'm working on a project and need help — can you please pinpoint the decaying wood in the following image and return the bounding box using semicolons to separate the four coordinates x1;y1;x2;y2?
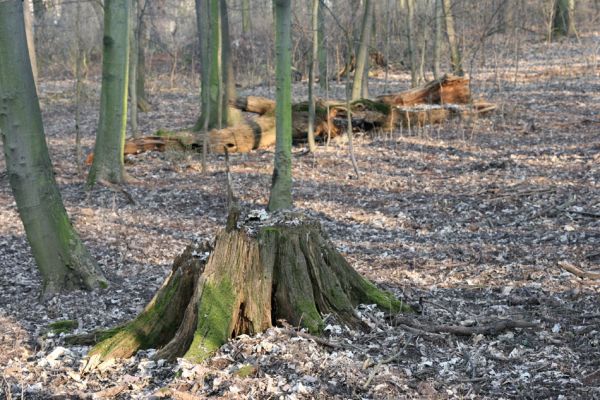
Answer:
394;315;539;338
85;135;188;165
377;74;470;106
108;75;494;157
82;211;412;368
558;261;600;280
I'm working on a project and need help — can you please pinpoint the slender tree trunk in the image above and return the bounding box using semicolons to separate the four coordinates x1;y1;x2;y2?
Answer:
442;0;463;75
0;0;107;297
136;0;150;111
351;0;374;100
552;0;576;39
406;0;417;87
268;0;293;211
23;0;37;86
129;0;139;138
433;0;442;79
75;0;84;174
88;0;130;186
221;0;242;125
317;0;327;91
306;0;319;152
241;0;251;33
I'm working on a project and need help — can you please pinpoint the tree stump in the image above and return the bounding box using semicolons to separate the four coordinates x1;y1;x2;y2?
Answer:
82;211;412;370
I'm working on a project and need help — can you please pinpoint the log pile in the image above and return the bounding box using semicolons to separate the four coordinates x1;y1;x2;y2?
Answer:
88;74;495;160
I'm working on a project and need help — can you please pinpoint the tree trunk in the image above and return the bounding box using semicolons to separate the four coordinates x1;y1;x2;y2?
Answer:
81;213;411;369
136;0;150;111
23;0;37;86
220;0;242;126
552;0;576;39
406;0;417;87
88;0;130;186
441;0;463;76
268;0;293;211
432;0;442;79
351;0;374;100
129;0;139;138
0;0;107;297
306;0;319;152
317;0;327;91
241;0;251;33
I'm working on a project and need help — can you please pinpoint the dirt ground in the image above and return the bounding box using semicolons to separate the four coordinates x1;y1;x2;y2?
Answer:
1;35;599;399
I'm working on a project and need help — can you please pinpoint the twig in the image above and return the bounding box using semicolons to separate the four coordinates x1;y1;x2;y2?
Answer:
558;261;600;280
279;328;342;349
565;209;600;218
363;346;407;389
394;315;539;336
97;179;136;205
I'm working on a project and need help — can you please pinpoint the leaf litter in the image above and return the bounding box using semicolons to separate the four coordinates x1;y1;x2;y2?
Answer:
0;36;599;399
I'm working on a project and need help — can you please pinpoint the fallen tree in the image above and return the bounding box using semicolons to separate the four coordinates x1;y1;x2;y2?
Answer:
88;74;495;159
75;211;412;371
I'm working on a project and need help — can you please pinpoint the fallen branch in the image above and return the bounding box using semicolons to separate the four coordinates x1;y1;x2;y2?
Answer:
394;316;539;337
558;261;600;280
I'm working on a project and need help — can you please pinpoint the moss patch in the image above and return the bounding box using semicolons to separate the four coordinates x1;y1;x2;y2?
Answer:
184;279;237;363
47;320;78;334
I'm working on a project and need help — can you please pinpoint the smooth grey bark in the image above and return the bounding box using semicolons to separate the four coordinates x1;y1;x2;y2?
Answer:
268;0;293;211
0;0;107;297
433;0;442;79
195;0;240;131
317;0;327;91
406;0;417;87
23;0;37;85
241;0;251;33
306;0;319;152
442;0;463;75
88;0;130;186
351;0;374;100
129;0;139;137
552;0;576;39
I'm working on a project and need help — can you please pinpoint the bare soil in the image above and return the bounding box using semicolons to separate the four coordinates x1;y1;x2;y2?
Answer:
0;36;599;399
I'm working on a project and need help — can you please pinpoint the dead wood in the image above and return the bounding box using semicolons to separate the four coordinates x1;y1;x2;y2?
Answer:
558;261;600;280
394;316;539;337
83;212;412;368
377;74;471;106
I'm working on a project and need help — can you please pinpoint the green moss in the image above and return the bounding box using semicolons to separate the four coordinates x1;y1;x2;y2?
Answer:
184;279;237;363
350;99;391;115
235;364;257;378
47;320;78;334
295;299;323;334
98;280;109;289
358;279;413;313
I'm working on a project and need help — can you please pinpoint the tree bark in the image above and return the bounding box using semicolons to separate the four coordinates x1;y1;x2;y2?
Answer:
88;0;130;186
351;0;374;100
441;0;463;76
432;0;442;79
306;0;319;152
136;0;150;111
268;0;293;211
129;0;139;138
0;0;107;297
23;0;37;86
552;0;576;39
406;0;417;87
81;213;412;368
317;0;327;91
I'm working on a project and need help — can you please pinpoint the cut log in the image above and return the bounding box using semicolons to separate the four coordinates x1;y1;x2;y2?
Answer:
377;74;470;106
80;211;412;368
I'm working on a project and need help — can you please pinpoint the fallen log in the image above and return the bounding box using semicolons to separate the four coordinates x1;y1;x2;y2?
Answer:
377;74;470;106
94;74;493;158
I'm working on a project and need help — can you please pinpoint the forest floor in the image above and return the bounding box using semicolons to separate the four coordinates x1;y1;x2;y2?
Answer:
1;35;599;399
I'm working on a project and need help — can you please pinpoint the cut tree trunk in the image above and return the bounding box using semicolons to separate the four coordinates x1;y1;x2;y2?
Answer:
79;212;412;370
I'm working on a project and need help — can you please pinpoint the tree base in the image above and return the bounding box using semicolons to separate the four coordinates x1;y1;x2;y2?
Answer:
82;211;412;370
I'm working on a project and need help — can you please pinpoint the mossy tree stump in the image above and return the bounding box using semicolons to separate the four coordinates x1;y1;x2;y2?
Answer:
82;211;411;370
